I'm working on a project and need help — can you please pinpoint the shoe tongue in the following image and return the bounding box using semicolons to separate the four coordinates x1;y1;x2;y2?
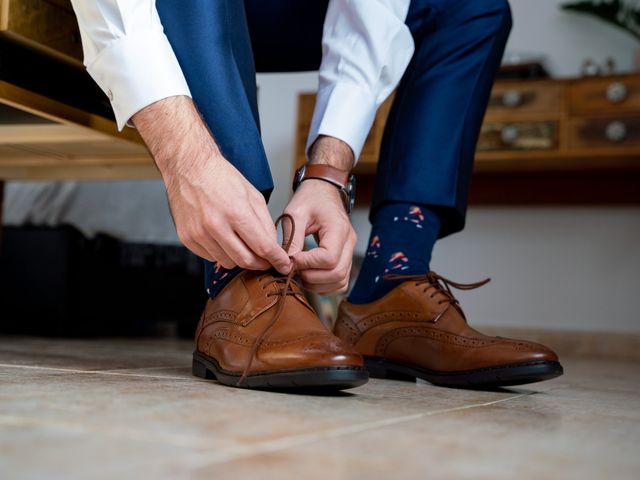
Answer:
412;281;472;336
257;270;310;307
429;284;452;303
433;305;470;335
421;279;457;309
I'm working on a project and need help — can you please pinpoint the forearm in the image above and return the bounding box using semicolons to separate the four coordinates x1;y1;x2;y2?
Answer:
132;95;220;177
308;135;354;171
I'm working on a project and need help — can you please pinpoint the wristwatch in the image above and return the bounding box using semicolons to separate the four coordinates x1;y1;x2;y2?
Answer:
292;163;356;214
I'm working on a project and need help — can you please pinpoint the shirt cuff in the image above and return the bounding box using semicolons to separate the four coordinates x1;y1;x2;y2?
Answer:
86;29;191;131
306;82;378;166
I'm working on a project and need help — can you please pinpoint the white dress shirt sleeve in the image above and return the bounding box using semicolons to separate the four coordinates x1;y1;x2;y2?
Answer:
70;0;191;131
306;0;414;165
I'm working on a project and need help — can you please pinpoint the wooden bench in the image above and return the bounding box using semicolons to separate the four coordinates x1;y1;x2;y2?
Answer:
0;0;158;241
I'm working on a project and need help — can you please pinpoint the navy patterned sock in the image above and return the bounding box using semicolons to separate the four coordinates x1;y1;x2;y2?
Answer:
204;262;243;299
348;203;441;304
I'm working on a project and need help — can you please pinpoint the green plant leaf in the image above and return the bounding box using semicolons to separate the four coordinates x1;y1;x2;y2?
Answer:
561;0;640;41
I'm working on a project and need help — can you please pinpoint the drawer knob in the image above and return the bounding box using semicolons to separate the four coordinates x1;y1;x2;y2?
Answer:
606;82;627;103
605;121;626;142
501;125;519;145
501;90;523;108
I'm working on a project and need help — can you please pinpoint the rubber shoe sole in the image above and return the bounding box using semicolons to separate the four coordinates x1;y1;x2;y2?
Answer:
193;351;369;391
364;356;563;389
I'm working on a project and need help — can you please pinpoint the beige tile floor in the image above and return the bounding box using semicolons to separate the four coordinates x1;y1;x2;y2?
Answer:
0;336;639;480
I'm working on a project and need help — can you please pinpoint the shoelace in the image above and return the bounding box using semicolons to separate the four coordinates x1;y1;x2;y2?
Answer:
237;213;300;386
383;271;490;322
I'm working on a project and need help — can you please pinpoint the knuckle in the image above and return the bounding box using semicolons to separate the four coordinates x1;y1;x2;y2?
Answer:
252;245;266;258
204;216;222;233
254;242;273;259
194;225;208;240
250;189;264;202
243;254;267;270
283;206;302;219
340;266;351;280
238;254;255;269
329;270;343;282
220;259;235;269
229;203;249;220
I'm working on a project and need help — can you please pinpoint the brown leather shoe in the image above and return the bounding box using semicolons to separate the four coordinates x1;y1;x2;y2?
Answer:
193;269;368;390
334;271;563;388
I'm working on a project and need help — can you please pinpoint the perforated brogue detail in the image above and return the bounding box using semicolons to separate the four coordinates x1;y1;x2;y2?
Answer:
262;332;331;348
203;310;238;327
206;327;255;351
374;326;497;357
356;311;425;331
333;315;360;345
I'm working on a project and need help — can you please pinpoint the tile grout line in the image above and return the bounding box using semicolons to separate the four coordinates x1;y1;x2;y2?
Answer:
100;365;187;372
0;392;534;456
0;390;533;475
65;392;536;479
0;362;541;472
0;363;194;381
0;414;214;447
177;392;535;468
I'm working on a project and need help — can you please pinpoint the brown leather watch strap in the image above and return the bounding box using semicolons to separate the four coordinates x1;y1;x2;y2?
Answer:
301;164;349;188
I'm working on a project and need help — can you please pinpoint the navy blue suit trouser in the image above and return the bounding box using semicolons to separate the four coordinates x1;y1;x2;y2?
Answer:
155;0;512;287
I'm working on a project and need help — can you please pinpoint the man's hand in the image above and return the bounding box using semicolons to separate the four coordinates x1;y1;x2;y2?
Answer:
284;135;356;294
132;96;291;274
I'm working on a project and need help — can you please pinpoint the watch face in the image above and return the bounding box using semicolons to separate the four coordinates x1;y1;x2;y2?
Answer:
346;174;356;213
293;165;306;190
297;165;306;182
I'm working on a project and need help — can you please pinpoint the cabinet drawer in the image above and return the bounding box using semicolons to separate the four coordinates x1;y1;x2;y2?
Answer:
568;76;640;114
0;0;82;62
569;115;640;149
478;121;558;152
487;82;562;115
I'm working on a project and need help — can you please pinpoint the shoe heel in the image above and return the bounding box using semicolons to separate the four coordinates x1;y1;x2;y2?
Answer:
192;357;215;380
364;357;415;381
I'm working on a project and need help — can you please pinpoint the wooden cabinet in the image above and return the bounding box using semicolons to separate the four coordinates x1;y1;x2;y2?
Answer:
478;121;558;152
295;74;640;174
478;79;563;162
568;76;640;114
568;115;640;149
488;81;563;115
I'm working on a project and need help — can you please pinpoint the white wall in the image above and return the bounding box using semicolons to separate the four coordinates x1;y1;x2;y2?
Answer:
429;207;640;333
507;0;638;77
4;0;640;332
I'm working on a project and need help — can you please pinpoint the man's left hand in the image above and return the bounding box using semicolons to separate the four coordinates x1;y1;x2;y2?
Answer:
283;179;356;295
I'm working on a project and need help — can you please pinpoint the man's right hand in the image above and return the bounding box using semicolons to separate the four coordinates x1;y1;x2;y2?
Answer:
132;96;291;274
